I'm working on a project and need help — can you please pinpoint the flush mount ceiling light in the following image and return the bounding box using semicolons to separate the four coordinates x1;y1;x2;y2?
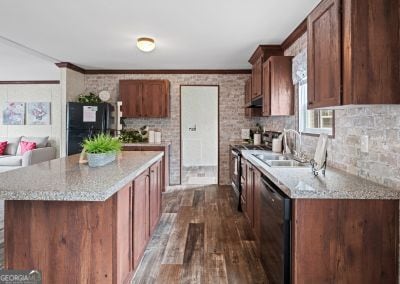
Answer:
137;37;155;52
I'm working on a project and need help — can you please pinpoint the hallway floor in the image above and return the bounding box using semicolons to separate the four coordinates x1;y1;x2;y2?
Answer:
132;185;267;283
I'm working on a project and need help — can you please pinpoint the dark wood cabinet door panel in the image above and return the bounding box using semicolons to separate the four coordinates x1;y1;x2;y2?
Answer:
270;56;294;116
252;57;263;99
120;80;142;117
132;169;150;269
307;0;341;109
342;0;400;105
120;80;170;118
292;199;398;283
262;60;271;116
142;81;169;117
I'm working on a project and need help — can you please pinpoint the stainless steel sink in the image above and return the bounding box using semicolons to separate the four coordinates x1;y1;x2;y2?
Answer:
253;153;309;168
253;153;288;162
266;160;309;168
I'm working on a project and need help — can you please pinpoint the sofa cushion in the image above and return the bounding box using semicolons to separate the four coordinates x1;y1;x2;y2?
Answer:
17;136;49;155
0;141;7;155
0;155;22;166
0;137;21;155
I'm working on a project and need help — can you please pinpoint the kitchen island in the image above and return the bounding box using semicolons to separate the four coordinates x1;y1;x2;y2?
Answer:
0;151;164;283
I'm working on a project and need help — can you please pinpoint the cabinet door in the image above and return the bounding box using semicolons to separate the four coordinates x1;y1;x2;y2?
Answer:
149;161;161;235
244;79;251;118
245;162;254;226
262;60;271;116
270;56;294;116
132;170;150;269
142;80;169;117
115;183;132;283
307;0;341;109
120;80;142;117
253;169;261;244
251;57;263;99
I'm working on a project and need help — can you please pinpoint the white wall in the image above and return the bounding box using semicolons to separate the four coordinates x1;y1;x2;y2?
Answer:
0;84;62;156
181;86;218;167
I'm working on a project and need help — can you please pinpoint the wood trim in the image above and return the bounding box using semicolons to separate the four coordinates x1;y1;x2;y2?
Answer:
281;19;307;51
0;80;60;84
248;45;283;64
85;69;251;75
179;85;220;185
55;62;85;74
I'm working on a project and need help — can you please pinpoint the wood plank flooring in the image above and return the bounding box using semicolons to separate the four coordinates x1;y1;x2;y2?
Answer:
132;185;267;284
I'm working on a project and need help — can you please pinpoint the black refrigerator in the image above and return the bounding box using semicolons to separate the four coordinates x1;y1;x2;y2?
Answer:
67;102;113;155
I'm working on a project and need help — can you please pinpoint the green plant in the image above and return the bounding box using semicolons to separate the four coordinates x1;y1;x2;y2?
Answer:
78;92;102;103
83;134;122;154
118;126;148;143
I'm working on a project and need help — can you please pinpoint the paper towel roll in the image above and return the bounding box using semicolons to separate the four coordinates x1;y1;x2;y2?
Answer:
254;134;261;145
155;132;162;143
148;131;155;143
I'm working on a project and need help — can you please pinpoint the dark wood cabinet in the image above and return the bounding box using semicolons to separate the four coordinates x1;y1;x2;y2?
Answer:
262;56;294;116
245;161;254;226
308;0;400;108
149;160;162;235
242;159;399;284
132;169;150;269
123;145;170;192
244;78;261;118
292;199;398;283
248;45;283;101
252;168;261;249
307;0;342;108
120;80;170;117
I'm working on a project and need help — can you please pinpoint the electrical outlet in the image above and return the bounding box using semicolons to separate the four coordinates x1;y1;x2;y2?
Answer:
361;135;369;153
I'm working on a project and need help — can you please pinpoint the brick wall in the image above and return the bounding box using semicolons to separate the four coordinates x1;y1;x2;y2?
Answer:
258;33;400;189
84;74;253;185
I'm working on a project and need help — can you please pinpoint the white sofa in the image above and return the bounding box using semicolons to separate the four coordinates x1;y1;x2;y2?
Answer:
0;136;57;173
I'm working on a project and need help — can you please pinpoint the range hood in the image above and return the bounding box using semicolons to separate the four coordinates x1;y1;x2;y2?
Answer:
245;96;263;108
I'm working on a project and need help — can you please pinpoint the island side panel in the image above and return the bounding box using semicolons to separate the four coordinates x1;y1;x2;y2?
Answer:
5;199;114;284
292;199;399;284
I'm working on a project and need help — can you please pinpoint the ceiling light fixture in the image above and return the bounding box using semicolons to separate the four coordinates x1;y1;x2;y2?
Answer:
137;37;155;52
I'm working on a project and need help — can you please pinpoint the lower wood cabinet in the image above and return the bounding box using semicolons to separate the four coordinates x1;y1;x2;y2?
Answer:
132;169;150;269
242;160;399;283
132;159;162;272
123;145;170;192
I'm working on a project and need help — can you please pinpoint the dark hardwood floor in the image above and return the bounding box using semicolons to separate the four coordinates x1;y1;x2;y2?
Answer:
132;185;267;284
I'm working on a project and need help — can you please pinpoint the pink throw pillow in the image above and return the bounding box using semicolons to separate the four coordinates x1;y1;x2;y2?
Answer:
20;141;37;155
0;141;7;155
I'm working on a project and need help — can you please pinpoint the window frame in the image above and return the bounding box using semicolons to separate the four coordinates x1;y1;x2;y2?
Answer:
298;80;334;137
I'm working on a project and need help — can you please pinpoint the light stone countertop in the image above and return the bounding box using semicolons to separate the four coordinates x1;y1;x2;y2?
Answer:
0;151;164;201
242;150;400;200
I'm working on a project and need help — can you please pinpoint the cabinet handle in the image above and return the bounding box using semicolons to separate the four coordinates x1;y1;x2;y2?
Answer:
308;101;313;105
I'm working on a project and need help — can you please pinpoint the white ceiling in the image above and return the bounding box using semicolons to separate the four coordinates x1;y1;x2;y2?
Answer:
0;0;319;78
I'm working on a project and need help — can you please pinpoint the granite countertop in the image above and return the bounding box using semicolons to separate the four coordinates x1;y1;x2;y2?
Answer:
123;142;171;147
242;150;400;200
0;151;164;201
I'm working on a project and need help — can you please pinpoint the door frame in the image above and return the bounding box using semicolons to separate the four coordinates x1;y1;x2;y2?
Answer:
179;85;220;185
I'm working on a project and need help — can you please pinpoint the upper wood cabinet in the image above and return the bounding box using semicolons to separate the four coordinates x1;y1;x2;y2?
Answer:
262;56;294;116
120;80;170;118
244;78;261;118
307;0;400;108
249;45;283;100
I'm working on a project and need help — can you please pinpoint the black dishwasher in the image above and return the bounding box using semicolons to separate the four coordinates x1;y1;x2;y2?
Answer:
260;175;291;284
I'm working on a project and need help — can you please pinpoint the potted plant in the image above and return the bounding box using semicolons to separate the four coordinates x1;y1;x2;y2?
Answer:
82;134;122;167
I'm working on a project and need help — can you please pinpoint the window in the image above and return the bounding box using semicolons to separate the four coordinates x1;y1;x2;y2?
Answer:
298;81;333;135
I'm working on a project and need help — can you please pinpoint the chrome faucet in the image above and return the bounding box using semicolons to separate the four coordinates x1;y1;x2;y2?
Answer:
283;129;306;162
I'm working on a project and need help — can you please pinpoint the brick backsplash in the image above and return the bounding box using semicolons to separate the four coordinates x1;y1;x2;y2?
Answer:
84;74;253;185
